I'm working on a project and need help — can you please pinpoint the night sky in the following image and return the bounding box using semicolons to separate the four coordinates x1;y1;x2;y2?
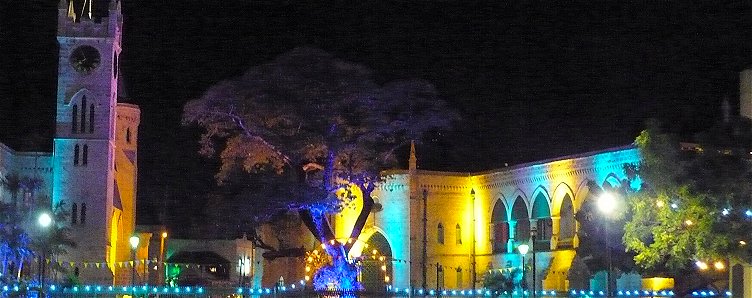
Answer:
1;1;751;232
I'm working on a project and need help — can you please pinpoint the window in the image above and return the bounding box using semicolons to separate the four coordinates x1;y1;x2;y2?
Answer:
82;145;88;165
437;223;444;244
456;267;463;288
126;127;131;143
74;145;80;165
113;53;118;78
89;104;94;133
72;203;78;224
72;105;78;133
80;97;87;133
80;203;86;224
455;224;462;245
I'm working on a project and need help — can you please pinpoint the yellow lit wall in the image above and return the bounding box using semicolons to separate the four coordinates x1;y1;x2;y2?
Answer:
642;277;674;291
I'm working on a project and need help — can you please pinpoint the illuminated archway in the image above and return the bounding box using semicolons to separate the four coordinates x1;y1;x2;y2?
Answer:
359;231;393;292
558;194;576;248
511;196;529;245
490;198;509;253
531;191;552;251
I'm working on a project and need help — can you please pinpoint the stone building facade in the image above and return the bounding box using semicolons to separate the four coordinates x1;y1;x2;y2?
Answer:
334;145;641;292
0;0;140;286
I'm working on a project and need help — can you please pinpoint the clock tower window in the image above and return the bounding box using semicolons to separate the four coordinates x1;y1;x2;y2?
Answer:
72;203;78;224
89;104;95;133
82;145;88;165
72;105;78;133
74;145;80;166
80;97;87;133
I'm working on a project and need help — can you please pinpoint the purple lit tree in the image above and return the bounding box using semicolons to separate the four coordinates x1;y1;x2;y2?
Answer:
183;47;455;290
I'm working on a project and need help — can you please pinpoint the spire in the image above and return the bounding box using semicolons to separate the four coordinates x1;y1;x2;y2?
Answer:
409;140;417;171
66;0;77;21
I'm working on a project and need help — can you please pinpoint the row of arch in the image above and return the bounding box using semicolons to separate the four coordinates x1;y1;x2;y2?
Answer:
488;175;623;253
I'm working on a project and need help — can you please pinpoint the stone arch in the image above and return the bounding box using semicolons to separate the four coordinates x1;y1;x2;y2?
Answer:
551;182;575;217
359;230;393;291
511;196;530;245
602;173;621;190
66;88;92;105
558;194;576;248
573;179;593;212
490;197;509;253
509;188;528;218
530;189;552;251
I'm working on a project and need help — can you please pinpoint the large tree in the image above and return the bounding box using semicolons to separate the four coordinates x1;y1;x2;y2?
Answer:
623;119;752;273
183;47;455;290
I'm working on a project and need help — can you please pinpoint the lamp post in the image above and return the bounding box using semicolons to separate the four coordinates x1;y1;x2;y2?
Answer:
518;244;529;296
598;192;617;297
530;226;537;298
159;231;167;285
130;235;140;297
37;212;52;295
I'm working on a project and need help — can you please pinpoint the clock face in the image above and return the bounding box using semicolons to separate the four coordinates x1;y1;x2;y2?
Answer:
69;46;101;74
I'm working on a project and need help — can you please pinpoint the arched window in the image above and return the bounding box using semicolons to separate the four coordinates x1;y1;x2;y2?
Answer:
80;203;86;224
126;127;131;143
89;104;94;133
455;224;462;245
456;267;463;288
437;223;444;244
71;105;78;133
82;145;88;165
72;203;78;224
80;97;87;133
74;145;80;165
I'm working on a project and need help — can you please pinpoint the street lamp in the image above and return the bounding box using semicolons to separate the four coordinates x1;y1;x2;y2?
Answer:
37;212;52;294
130;235;140;296
518;244;529;295
598;192;617;297
530;226;538;298
159;231;167;285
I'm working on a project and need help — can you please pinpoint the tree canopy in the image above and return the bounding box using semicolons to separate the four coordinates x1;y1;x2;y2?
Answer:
623;119;752;272
183;47;456;245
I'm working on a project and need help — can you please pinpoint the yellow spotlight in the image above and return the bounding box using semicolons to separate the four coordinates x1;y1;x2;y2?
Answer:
684;219;693;226
314;250;320;255
305;266;311;272
348;238;353;244
321;244;326;249
308;257;313;262
329;240;335;245
305;275;310;281
714;261;725;270
381;265;386;271
384;276;390;282
656;200;664;208
372;249;378;255
161;232;168;238
740;241;747;246
379;256;385;261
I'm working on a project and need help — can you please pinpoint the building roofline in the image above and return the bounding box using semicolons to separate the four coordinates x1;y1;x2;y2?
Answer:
382;144;637;177
0;141;52;156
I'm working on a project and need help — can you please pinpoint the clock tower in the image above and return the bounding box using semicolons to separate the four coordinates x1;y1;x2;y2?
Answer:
53;0;139;285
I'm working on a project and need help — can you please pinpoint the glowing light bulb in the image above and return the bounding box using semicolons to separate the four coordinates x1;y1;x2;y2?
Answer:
714;261;725;270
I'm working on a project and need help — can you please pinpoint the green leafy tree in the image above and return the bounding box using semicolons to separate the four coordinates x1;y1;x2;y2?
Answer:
623;119;752;273
183;47;456;287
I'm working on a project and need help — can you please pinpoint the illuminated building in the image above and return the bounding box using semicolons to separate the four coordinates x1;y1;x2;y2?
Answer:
0;0;141;285
334;144;641;292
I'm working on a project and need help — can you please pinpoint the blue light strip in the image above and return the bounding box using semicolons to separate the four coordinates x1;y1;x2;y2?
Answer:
4;284;732;297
